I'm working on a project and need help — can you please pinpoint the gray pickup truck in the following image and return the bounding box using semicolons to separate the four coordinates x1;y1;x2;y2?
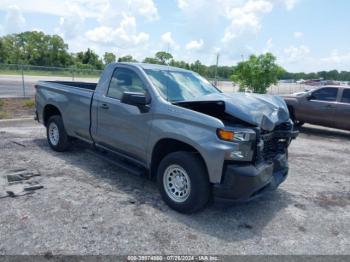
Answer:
35;63;298;213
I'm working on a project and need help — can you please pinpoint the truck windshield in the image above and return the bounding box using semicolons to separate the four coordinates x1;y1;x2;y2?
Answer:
145;69;221;102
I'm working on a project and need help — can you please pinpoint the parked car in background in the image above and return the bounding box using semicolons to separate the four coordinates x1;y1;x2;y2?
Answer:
283;85;350;131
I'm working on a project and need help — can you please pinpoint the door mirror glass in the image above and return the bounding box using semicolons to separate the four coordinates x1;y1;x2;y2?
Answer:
121;92;150;106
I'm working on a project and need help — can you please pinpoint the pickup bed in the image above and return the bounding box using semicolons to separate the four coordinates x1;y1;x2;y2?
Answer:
35;62;298;213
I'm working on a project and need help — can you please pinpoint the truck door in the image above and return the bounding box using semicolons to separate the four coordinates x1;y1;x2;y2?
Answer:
297;87;338;128
93;67;152;164
334;88;350;130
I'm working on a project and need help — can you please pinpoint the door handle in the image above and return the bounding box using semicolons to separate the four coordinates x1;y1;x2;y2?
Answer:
325;104;335;109
100;103;109;109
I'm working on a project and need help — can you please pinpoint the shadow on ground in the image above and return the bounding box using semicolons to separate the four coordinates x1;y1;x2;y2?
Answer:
298;125;350;140
32;138;295;242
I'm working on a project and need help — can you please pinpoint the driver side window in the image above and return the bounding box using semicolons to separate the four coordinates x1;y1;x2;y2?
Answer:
107;68;145;100
311;87;338;102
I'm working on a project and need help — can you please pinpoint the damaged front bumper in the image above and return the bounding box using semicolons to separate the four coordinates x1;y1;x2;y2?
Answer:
213;152;289;202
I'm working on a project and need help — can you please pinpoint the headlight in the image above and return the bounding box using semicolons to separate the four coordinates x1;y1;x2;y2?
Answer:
217;128;251;142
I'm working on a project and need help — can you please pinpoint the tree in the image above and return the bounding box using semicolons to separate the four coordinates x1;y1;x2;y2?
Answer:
143;57;161;64
103;52;116;64
0;31;72;66
75;48;103;69
230;53;283;94
190;60;207;76
155;51;173;64
118;55;137;62
0;39;6;63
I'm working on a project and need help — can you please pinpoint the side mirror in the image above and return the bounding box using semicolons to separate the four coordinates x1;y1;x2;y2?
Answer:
121;92;150;106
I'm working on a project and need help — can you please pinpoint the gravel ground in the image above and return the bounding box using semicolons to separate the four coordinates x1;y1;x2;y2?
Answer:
0;119;349;255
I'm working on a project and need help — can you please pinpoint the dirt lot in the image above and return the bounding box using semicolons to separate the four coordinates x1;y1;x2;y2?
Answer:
0;119;349;255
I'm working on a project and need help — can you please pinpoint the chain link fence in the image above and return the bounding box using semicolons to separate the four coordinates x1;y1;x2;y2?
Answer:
0;64;102;97
213;80;309;95
0;63;309;98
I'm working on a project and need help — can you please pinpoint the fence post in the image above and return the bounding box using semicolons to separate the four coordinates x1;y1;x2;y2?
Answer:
21;65;26;97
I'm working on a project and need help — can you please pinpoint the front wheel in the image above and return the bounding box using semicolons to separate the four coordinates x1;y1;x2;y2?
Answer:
46;115;71;152
157;151;211;213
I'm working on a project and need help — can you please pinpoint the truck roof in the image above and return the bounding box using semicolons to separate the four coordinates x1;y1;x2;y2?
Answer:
318;85;350;89
116;62;192;72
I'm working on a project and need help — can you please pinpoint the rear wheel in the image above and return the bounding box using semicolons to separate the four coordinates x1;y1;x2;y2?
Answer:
46;115;71;152
157;151;210;213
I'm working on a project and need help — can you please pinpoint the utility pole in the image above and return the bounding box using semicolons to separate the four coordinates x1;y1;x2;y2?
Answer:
214;53;220;87
21;65;26;97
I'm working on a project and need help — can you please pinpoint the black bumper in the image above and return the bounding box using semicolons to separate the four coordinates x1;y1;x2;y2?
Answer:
213;153;288;202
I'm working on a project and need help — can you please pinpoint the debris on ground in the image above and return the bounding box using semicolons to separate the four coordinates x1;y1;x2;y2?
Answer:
0;168;43;198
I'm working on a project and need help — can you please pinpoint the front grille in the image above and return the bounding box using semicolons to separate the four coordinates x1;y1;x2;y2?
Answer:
256;122;292;161
261;135;279;160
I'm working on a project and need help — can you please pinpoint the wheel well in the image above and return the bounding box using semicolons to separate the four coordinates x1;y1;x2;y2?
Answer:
150;138;207;180
43;104;61;126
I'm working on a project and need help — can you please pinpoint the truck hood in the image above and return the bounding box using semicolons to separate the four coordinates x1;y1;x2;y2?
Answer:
178;92;290;131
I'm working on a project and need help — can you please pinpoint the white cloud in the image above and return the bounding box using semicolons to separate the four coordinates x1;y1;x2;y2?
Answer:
283;45;310;62
185;39;204;50
161;32;180;50
177;0;189;9
283;0;299;10
321;50;350;64
56;13;84;39
85;14;149;47
134;0;159;20
263;38;274;53
222;0;274;43
4;5;26;33
294;31;303;38
176;0;300;48
0;0;158;20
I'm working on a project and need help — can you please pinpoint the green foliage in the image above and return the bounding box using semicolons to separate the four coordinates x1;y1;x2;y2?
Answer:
0;39;6;63
155;51;173;64
143;57;161;64
74;48;103;70
169;59;190;70
144;53;234;80
231;53;283;94
103;52;116;65
0;99;4;108
0;31;72;67
118;55;137;62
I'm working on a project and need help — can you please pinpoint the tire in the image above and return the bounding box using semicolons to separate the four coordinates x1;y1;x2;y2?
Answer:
157;151;211;213
46;115;71;152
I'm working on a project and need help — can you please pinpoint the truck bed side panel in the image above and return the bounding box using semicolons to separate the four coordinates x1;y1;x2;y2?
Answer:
36;82;94;142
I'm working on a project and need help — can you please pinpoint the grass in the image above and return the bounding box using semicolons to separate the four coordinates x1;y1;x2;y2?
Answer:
0;98;34;119
23;99;35;108
0;111;8;119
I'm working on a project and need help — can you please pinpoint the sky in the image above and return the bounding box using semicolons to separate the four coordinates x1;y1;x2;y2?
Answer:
0;0;349;72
